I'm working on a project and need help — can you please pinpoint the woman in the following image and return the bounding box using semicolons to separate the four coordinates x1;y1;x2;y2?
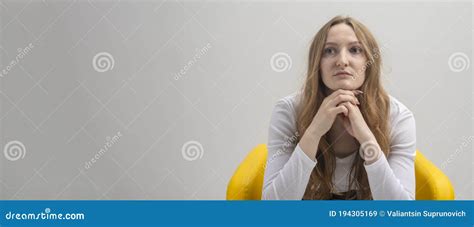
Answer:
263;16;416;200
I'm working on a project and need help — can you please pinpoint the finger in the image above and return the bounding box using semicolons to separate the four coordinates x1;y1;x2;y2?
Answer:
322;89;358;107
339;102;360;120
338;101;354;111
327;89;362;99
329;94;360;107
353;90;364;96
326;89;354;100
332;105;348;117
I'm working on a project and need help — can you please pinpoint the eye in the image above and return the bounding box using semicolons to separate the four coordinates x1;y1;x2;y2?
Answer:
323;47;337;56
349;46;364;54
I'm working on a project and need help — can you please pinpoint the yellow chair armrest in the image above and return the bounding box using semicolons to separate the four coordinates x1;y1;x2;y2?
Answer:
226;144;267;200
227;145;455;200
415;150;455;200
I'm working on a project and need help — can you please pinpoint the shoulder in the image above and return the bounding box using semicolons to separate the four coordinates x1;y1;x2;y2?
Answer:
388;95;415;124
272;92;302;117
268;92;303;136
387;95;416;145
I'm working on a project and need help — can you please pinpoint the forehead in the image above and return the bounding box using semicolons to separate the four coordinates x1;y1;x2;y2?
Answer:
326;23;359;44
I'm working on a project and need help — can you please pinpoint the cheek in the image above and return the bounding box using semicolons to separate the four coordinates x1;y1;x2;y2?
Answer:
320;59;333;77
354;58;368;72
352;59;368;78
354;68;367;87
319;59;332;85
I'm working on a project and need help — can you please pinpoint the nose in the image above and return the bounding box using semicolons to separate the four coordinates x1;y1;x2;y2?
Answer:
336;49;349;67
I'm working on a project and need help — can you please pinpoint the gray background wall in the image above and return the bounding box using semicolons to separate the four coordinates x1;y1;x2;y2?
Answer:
0;0;472;200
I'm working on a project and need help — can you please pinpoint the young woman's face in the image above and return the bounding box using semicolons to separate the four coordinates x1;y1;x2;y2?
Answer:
320;23;367;92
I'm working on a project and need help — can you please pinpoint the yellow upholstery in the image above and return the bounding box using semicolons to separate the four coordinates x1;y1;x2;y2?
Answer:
226;144;455;200
414;151;455;200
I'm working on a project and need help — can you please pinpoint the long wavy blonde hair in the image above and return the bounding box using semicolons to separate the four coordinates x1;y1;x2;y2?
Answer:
297;16;391;200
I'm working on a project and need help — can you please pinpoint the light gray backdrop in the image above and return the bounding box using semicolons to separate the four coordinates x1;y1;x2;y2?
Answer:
0;0;472;200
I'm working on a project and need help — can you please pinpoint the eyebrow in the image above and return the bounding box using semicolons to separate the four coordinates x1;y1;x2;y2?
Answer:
324;41;361;46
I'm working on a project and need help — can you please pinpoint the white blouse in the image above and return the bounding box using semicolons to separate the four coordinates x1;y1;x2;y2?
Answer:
262;93;416;200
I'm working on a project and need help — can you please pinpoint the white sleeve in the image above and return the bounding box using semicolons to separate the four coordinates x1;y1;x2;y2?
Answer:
262;98;317;200
364;108;416;200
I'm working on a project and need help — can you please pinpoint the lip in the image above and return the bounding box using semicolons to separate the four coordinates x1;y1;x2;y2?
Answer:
334;71;353;77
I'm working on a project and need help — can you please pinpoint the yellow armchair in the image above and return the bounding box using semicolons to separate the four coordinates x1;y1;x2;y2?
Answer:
227;144;455;200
